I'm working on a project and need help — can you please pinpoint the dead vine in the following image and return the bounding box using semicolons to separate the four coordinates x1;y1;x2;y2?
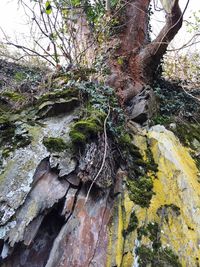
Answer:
84;105;111;204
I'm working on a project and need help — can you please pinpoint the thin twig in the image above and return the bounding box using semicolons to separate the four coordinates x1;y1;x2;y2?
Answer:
182;87;200;103
5;41;55;66
167;33;200;51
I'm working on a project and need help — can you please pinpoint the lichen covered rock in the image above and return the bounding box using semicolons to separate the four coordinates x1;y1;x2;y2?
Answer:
106;125;200;267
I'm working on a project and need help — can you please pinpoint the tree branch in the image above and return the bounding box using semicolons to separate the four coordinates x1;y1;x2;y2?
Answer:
5;42;55;66
137;0;188;82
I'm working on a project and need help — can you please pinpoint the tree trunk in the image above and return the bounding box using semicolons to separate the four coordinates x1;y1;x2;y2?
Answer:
106;0;182;102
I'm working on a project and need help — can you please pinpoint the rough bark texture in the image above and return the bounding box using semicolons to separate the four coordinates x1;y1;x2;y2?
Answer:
107;0;182;103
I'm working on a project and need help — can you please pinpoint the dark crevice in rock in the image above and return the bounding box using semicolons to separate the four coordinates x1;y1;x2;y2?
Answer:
63;182;82;222
0;201;66;267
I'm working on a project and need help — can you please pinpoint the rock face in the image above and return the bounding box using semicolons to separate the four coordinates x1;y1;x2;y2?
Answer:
127;89;157;124
1;115;200;266
0;72;200;267
147;126;200;266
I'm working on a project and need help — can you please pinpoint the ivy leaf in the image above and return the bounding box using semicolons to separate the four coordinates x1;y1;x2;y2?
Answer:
45;1;52;15
71;0;81;7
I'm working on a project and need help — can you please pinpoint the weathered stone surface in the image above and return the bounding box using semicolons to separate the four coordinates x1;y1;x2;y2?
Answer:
51;154;77;178
127;89;157;123
46;190;113;267
6;169;69;247
119;125;200;267
78;137;117;189
37;98;79;118
0;113;76;235
1;108;200;267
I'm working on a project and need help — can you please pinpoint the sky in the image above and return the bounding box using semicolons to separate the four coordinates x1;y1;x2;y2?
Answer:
0;0;199;53
151;0;200;52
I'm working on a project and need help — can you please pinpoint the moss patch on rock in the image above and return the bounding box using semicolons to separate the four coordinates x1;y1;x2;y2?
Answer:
69;110;105;147
136;222;181;267
127;177;154;208
136;245;181;267
1;91;25;102
170;123;200;171
157;204;181;223
42;137;69;153
123;210;138;236
117;133;157;208
172;123;200;149
0;122;32;158
37;87;78;105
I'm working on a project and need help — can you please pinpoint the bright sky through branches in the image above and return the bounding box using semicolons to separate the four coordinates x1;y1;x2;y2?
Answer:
0;0;199;53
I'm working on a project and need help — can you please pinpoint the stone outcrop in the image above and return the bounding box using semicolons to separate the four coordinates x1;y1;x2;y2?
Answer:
0;70;200;267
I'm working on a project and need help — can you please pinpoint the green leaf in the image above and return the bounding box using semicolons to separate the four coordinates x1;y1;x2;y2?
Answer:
71;0;81;7
45;1;52;15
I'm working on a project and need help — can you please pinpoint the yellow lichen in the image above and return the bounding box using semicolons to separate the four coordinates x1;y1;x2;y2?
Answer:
116;197;124;266
107;125;200;266
134;126;200;266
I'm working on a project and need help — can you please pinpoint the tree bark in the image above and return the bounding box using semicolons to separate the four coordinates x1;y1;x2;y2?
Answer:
107;0;183;103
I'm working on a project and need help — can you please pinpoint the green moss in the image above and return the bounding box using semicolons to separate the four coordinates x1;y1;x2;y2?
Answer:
146;222;161;250
127;176;154;208
2;148;11;158
14;71;27;82
0;123;15;147
152;115;171;125
137;222;161;249
136;222;182;267
15;133;32;149
37;87;78;105
69;111;105;147
43;137;69;153
0;114;11;125
136;245;182;267
119;133;143;159
69;119;100;146
136;245;181;267
123;211;138;236
172;123;200;148
69;131;87;145
0;121;31;158
145;146;158;173
136;245;154;266
157;204;181;223
1;91;25;102
117;133;146;179
118;133;156;208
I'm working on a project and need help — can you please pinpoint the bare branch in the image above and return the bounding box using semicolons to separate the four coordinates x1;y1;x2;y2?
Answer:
5;42;56;66
167;33;200;51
